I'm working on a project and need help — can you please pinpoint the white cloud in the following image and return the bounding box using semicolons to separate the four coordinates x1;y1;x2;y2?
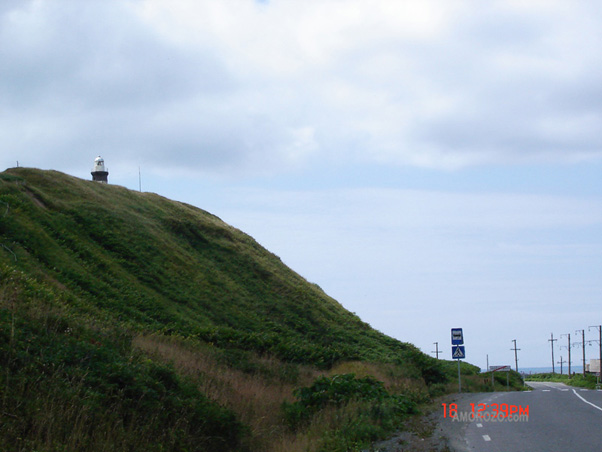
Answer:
2;0;602;175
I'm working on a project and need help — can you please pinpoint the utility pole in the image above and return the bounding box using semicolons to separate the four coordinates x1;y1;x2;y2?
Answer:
557;356;566;375
432;342;442;359
576;329;586;377
511;339;520;372
589;325;601;386
561;333;571;376
549;333;557;374
138;167;142;192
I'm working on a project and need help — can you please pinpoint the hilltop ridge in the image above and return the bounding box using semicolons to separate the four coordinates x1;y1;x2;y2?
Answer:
0;167;450;451
0;168;425;365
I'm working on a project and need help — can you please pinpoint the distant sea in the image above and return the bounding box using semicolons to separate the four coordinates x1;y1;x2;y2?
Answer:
480;366;585;375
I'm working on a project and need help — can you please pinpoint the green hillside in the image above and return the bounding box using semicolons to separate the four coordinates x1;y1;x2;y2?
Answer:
0;168;451;451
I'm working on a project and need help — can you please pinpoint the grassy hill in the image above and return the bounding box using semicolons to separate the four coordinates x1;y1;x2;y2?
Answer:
0;168;459;451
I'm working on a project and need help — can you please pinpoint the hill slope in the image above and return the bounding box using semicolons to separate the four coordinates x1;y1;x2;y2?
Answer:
0;168;446;451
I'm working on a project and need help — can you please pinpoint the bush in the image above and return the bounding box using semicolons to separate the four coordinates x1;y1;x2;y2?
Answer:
428;382;448;398
283;374;418;451
292;374;389;411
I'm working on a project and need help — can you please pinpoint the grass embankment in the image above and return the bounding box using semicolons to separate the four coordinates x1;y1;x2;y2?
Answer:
428;361;525;395
525;372;599;389
0;168;506;451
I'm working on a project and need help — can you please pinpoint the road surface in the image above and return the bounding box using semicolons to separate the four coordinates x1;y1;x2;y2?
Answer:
442;381;602;452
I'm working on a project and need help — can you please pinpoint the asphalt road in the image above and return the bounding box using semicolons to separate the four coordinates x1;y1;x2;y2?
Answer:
442;381;602;452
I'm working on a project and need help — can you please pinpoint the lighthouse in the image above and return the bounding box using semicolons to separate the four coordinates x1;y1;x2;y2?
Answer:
91;156;109;183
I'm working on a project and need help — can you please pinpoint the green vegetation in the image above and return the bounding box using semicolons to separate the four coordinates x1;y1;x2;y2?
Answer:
427;362;525;396
282;374;418;452
0;169;428;368
525;372;599;389
0;290;245;452
476;369;526;391
0;168;498;451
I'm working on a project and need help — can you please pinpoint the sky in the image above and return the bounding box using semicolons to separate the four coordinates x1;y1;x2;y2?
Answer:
1;0;601;370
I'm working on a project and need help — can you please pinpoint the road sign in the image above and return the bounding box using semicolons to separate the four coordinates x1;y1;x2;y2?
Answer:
451;328;464;345
489;365;511;372
450;328;465;392
452;345;465;359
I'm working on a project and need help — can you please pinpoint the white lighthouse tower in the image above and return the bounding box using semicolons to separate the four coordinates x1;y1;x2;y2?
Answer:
91;156;109;183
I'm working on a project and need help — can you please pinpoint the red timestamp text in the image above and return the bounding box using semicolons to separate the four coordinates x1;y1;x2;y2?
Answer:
442;402;529;418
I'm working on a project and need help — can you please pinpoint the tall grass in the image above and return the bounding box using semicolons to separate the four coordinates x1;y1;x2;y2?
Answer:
133;335;434;452
0;286;246;452
133;334;319;451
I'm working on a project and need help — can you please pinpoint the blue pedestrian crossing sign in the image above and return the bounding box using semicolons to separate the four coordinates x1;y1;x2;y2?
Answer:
451;328;464;345
452;345;466;359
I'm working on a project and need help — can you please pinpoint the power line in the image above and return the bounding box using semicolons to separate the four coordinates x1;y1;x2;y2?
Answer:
548;333;557;374
588;325;601;386
557;356;566;375
561;333;571;376
511;339;520;372
431;342;442;359
576;329;586;377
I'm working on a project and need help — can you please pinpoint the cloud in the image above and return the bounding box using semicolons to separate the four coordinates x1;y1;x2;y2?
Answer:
2;0;602;176
125;0;602;170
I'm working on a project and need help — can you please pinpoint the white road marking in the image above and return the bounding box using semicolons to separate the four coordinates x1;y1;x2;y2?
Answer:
542;389;551;392
580;389;588;391
476;423;483;428
560;389;569;391
572;389;602;412
483;435;491;441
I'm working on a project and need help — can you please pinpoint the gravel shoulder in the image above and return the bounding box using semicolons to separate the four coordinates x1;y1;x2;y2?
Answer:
365;393;487;452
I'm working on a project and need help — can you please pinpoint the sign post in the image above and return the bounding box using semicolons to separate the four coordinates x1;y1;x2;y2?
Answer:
489;365;511;390
451;328;465;392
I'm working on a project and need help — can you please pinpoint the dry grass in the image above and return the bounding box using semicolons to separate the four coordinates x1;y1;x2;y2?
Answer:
132;335;430;452
132;334;324;452
329;360;427;394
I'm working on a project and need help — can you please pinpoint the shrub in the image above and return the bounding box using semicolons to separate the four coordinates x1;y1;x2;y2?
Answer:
283;374;418;451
